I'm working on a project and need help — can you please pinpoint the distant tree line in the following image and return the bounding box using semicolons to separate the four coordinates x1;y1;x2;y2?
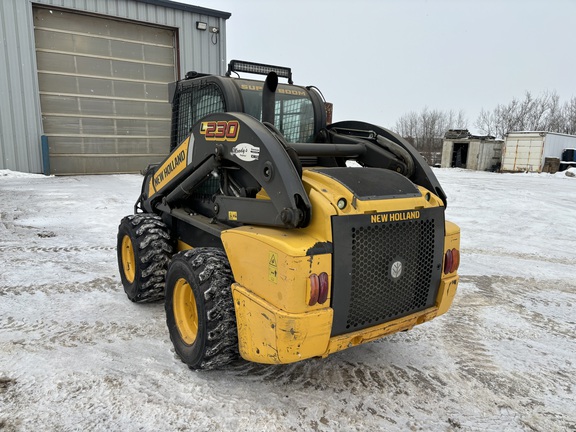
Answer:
475;91;576;138
393;108;467;164
392;91;576;164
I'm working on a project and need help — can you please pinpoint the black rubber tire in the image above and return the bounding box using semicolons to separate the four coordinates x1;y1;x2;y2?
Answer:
117;213;173;303
165;248;239;370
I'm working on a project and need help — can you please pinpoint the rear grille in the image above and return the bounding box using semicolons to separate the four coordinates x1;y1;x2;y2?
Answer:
331;208;444;336
349;220;435;327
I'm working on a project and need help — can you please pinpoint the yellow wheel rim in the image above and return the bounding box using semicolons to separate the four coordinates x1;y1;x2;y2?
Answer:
121;235;136;283
173;278;199;345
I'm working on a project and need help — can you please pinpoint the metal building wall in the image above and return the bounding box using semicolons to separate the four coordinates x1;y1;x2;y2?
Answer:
542;132;576;163
0;0;44;173
0;0;229;174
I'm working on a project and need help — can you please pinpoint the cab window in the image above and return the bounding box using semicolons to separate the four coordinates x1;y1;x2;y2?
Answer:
172;82;225;150
237;82;315;143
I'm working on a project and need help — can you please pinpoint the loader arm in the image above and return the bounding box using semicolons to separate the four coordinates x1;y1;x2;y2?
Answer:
324;121;448;206
141;112;312;228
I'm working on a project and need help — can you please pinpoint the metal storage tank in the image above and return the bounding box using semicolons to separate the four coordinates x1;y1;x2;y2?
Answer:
0;0;230;175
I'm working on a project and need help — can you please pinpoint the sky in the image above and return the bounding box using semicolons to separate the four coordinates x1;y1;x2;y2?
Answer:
181;0;576;131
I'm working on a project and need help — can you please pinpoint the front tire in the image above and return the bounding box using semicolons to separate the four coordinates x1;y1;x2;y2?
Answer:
165;248;239;370
117;214;172;302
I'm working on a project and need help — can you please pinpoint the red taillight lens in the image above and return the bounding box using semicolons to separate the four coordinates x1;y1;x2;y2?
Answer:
443;248;460;274
452;248;460;273
308;274;319;306
444;249;453;274
318;272;329;304
308;272;329;306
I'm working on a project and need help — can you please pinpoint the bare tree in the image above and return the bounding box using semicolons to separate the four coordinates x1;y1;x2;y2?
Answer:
475;108;495;137
395;92;576;159
393;107;467;164
561;96;576;135
474;90;572;138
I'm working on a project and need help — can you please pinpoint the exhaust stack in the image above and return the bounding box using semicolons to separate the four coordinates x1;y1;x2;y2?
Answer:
262;72;278;125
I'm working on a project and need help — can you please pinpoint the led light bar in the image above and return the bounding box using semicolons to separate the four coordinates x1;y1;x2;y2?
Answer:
226;60;293;84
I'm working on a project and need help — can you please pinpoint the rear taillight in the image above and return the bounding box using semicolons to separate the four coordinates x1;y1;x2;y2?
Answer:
318;272;329;304
308;272;329;306
308;274;319;306
452;248;460;272
443;248;460;274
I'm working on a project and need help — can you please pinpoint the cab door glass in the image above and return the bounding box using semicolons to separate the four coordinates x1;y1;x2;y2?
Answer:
175;83;225;147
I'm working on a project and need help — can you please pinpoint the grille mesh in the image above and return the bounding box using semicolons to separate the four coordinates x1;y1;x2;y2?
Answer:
172;82;225;150
346;218;436;331
274;99;315;143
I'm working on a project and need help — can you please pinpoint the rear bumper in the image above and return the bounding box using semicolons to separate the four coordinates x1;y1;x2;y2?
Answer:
326;275;458;356
232;274;459;365
232;283;333;364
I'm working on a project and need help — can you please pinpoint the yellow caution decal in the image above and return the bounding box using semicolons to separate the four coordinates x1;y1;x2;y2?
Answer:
268;252;278;283
149;137;190;195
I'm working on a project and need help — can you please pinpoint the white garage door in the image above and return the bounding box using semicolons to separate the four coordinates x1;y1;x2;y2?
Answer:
33;7;176;174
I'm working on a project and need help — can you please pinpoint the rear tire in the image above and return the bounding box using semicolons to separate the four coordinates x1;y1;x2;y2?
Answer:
117;214;172;302
165;248;239;370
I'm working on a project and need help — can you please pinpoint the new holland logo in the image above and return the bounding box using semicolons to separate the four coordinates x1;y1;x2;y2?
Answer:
231;143;260;162
390;260;404;279
371;210;420;224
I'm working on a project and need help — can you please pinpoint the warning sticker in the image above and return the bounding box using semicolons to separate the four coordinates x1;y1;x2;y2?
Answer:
269;252;278;267
268;252;278;283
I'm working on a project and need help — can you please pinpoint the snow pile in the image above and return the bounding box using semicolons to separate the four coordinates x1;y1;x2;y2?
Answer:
556;167;576;177
0;169;47;178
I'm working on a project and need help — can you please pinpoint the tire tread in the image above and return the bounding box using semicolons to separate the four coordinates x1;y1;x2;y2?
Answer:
117;213;172;302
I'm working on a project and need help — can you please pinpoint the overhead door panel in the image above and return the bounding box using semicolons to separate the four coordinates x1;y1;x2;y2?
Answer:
33;7;176;174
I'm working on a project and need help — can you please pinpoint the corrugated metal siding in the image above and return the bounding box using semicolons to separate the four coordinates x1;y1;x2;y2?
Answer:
542;133;576;162
34;0;227;77
0;0;228;174
0;0;44;173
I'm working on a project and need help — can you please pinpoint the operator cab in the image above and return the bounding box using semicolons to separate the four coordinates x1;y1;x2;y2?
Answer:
169;60;327;151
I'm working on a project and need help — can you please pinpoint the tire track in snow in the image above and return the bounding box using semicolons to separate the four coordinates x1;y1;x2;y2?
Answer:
224;357;451;398
0;246;115;254
0;376;20;432
461;275;576;338
451;276;526;391
220;358;458;430
461;274;576;294
0;277;120;296
444;273;576;430
1;315;165;352
221;356;536;431
463;247;576;266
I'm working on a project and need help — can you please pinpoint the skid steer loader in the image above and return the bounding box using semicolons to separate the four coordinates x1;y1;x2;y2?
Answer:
116;60;460;370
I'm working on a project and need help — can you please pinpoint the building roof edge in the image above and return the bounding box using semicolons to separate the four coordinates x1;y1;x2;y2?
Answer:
134;0;231;19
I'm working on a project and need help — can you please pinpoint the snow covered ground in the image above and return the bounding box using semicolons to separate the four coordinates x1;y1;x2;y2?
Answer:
0;168;575;431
